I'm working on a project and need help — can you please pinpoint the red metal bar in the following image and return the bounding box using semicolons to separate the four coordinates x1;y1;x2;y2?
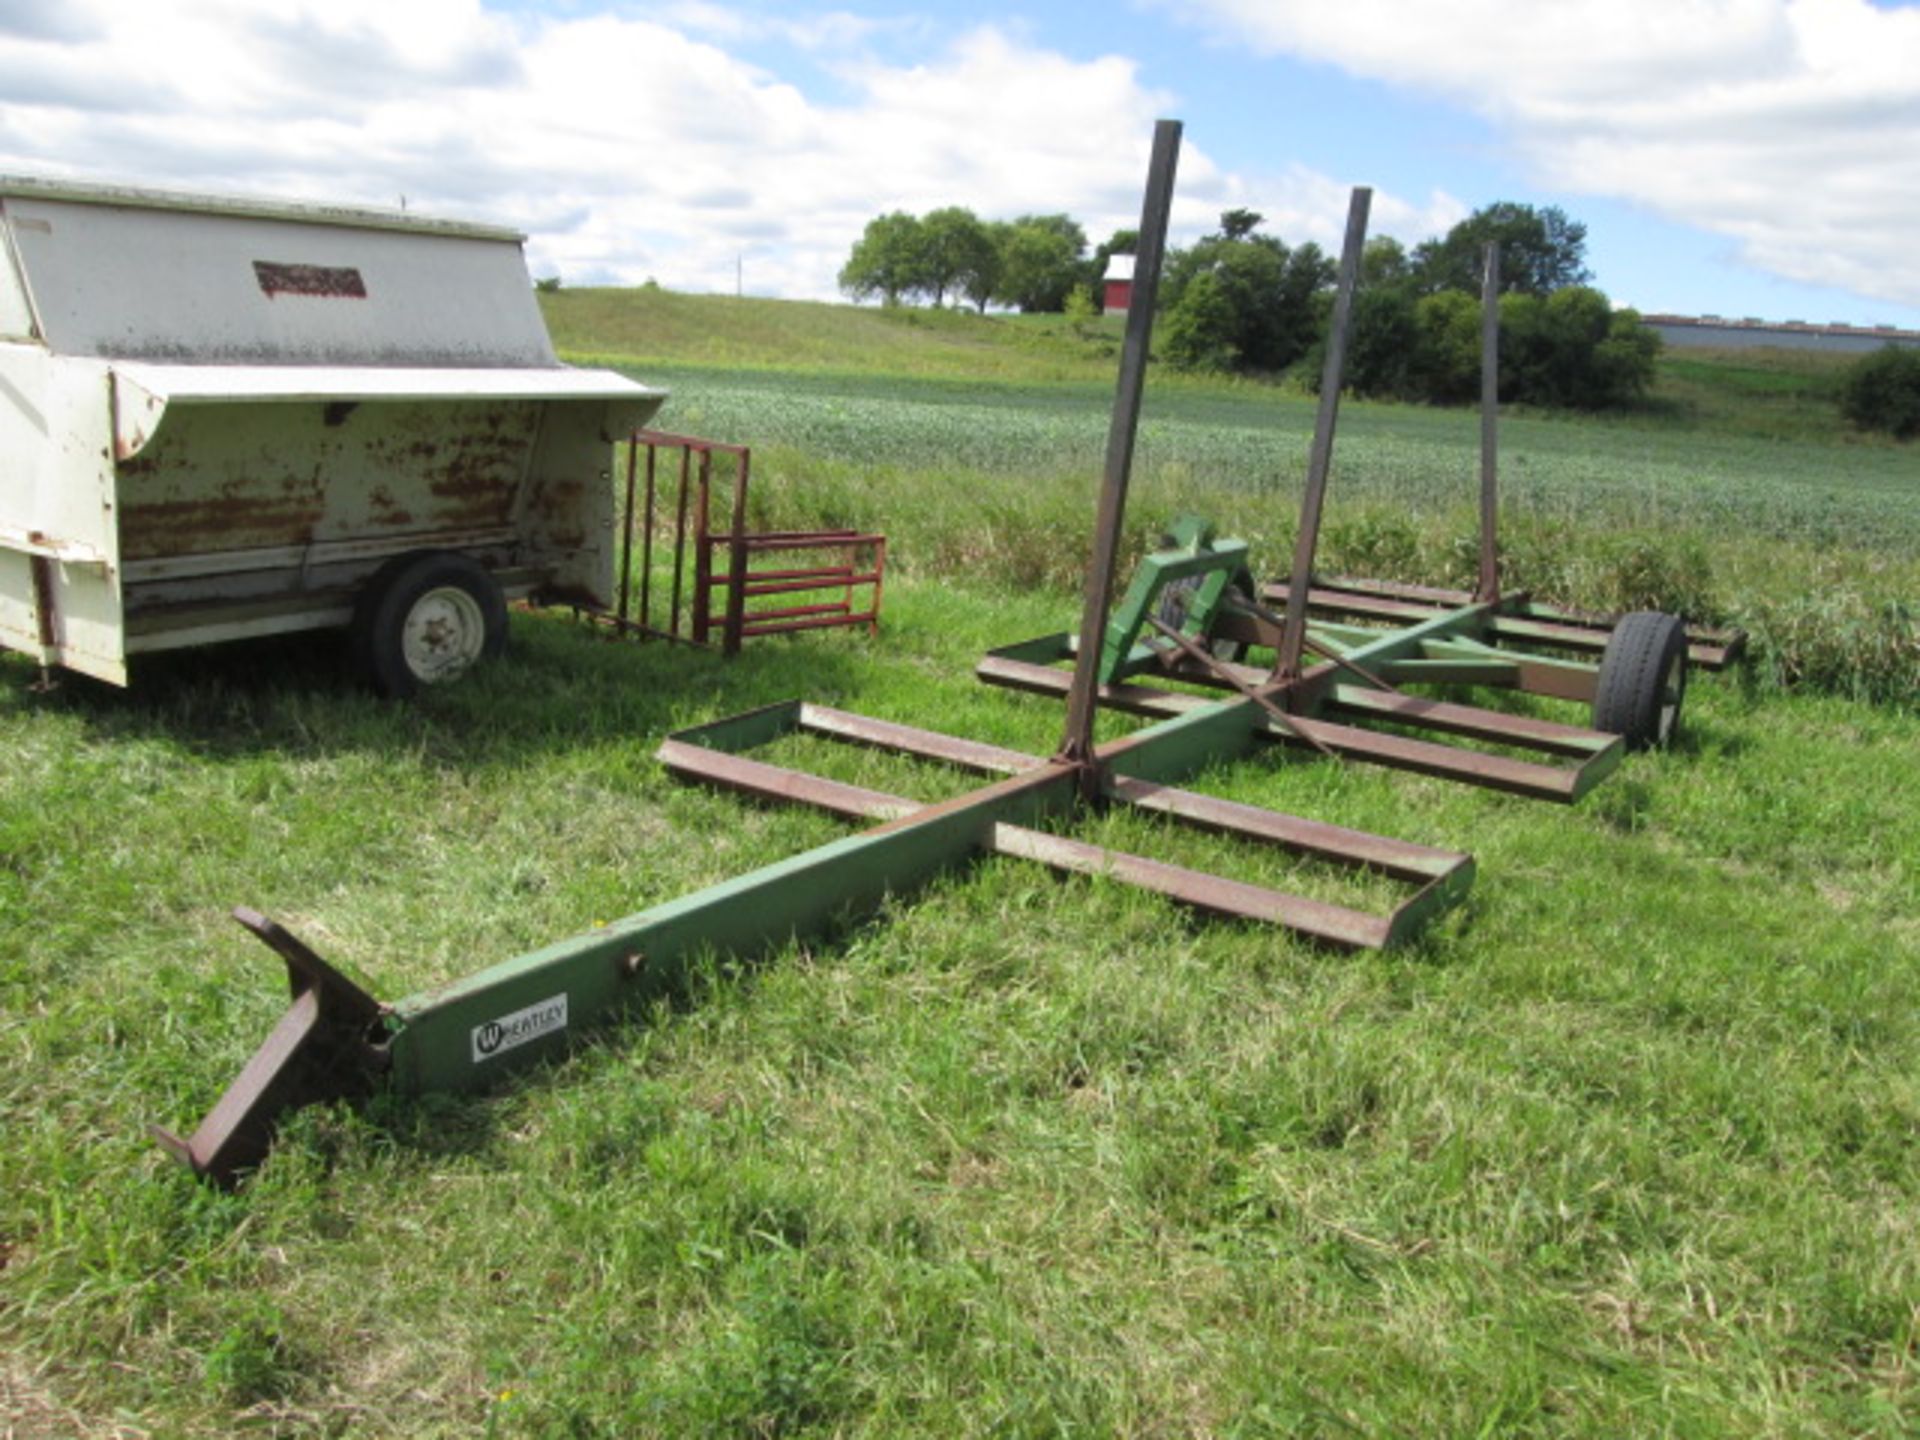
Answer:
634;428;752;457
738;610;880;638
723;448;752;656
693;448;715;646
737;530;873;549
669;446;691;641
867;537;886;636
735;571;881;600
617;437;639;627
639;440;658;635
707;561;873;586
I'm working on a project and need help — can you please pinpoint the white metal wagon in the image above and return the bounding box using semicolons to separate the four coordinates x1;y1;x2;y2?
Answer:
0;175;664;693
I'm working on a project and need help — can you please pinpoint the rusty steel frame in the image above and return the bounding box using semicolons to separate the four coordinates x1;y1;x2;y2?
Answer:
657;699;1472;948
981;223;1745;791
582;429;886;653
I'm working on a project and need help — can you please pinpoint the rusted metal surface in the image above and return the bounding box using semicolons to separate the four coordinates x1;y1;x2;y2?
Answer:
1;174;664;683
603;430;885;650
113;400;541;560
797;702;1035;777
1105;774;1462;884
659;697;1470;953
1477;240;1502;603
253;261;367;300
28;552;55;649
1321;684;1611;758
1271;575;1747;670
990;824;1399;950
977;631;1622;803
151;907;388;1188
1146;613;1336;757
656;737;914;823
1274;187;1371;682
1059;118;1183;773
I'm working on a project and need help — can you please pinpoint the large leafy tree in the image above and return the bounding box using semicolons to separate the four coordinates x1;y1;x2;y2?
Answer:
838;211;925;306
1839;345;1920;439
993;214;1088;312
1412;202;1591;297
918;206;997;309
1161;212;1335;373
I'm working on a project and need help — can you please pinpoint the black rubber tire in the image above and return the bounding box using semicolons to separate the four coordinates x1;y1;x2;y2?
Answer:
1592;610;1688;750
350;551;508;699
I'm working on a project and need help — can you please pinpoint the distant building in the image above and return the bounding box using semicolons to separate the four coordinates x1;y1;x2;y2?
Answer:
1102;253;1135;315
1643;313;1920;355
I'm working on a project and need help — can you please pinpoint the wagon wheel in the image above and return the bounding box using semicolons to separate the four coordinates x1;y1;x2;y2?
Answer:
352;551;508;699
1592;611;1689;750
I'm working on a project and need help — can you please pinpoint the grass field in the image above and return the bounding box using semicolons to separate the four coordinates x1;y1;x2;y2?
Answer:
3;289;1917;1436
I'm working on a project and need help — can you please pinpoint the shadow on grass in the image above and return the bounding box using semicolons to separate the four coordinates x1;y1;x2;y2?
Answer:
6;607;873;774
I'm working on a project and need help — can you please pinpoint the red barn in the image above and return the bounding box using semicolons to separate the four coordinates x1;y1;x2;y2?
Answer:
1102;253;1135;315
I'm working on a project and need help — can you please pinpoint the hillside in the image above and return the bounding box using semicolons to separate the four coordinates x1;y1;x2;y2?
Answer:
540;286;1874;444
540;286;1124;384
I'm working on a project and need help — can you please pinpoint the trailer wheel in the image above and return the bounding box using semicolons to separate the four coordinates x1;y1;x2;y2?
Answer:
352;551;507;698
1592;611;1688;750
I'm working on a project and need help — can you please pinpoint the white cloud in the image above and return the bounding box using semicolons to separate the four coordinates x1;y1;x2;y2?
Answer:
1168;0;1920;308
0;1;1431;300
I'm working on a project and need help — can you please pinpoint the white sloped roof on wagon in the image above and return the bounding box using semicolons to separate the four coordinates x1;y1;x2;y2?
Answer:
108;363;668;461
2;185;555;366
109;362;664;404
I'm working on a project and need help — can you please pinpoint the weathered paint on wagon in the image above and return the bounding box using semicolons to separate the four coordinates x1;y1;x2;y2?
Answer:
0;174;665;685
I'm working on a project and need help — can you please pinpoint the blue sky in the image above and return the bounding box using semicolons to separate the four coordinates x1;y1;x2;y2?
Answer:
4;0;1918;327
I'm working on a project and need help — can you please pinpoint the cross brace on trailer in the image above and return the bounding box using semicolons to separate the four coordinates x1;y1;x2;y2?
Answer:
155;121;1739;1186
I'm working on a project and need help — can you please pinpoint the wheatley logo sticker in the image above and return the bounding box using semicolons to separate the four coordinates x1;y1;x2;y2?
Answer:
471;993;568;1063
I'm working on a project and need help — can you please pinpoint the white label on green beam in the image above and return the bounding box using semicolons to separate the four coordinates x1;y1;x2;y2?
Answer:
471;993;568;1063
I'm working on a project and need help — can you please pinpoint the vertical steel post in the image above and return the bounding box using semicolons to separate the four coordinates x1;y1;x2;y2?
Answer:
1274;187;1372;682
724;447;752;656
616;436;640;627
639;441;658;636
692;449;714;645
669;447;691;639
1476;241;1501;603
1057;118;1183;774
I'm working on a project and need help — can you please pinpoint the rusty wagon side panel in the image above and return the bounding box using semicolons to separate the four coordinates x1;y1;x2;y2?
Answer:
0;175;664;684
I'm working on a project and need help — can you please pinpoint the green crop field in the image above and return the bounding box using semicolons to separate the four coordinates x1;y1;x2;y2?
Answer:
3;290;1917;1437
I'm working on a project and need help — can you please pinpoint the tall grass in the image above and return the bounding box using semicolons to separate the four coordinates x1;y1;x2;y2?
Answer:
3;580;1917;1436
629;367;1919;705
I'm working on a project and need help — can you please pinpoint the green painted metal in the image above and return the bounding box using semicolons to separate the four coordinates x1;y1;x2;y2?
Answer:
1096;517;1254;683
386;731;1081;1095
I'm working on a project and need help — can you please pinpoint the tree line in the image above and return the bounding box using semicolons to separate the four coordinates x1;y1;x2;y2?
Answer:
839;200;1662;411
838;209;1133;315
